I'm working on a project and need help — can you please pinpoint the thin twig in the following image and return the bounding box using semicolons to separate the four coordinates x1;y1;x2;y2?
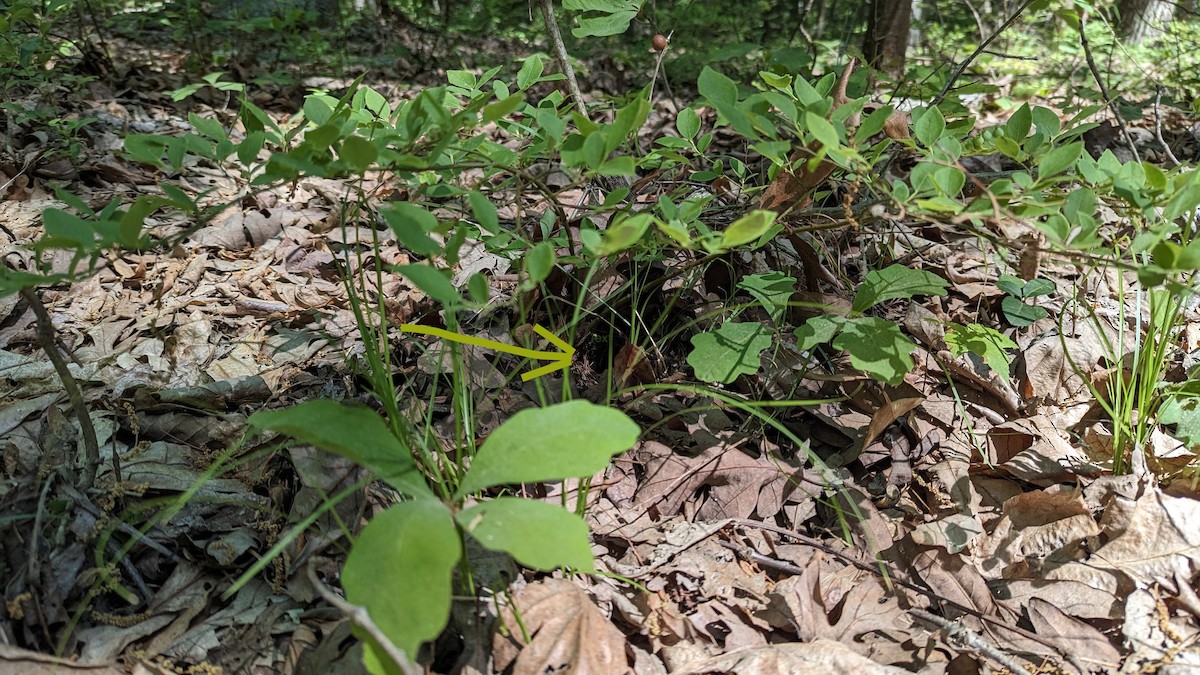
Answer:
306;558;422;675
933;0;1037;106
538;0;590;122
19;287;99;490
1078;13;1141;164
910;608;1035;675
1153;85;1181;167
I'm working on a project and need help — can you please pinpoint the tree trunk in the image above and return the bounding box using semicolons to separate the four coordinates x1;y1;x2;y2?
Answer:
863;0;912;77
1118;0;1174;44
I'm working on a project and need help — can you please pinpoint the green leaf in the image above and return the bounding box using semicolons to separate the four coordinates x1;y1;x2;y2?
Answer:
914;106;945;148
339;135;378;172
1005;103;1032;141
854;105;894;144
517;54;545;90
237;131;266;165
720;209;777;250
468;272;489;303
381;203;442;256
594;212;655;255
1021;278;1055;297
698;66;756;139
832;318;915;386
1001;296;1048;327
945;323;1016;382
1037;141;1084;181
805;112;839;149
677;107;700;140
795;315;844;351
457;498;595;571
248;400;432;499
562;0;640;36
393;264;462;306
737;272;795;322
188;113;228;142
852;264;948;314
468;190;500;235
523;241;555;286
343;501;460;664
1032;105;1061;137
456;401;639;497
996;275;1025;297
484;93;524;123
688;321;773;384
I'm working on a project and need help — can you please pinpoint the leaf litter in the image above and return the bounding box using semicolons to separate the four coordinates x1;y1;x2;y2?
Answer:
3;21;1200;675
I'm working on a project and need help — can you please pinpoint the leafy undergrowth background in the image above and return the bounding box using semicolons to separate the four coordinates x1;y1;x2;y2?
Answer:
3;2;1200;674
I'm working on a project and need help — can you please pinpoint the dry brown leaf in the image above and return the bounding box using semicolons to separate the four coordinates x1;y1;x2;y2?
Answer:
493;579;631;675
671;640;909;675
768;556;907;649
632;444;802;521
1026;597;1122;673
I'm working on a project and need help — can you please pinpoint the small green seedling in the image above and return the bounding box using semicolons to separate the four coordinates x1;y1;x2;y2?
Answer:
997;275;1054;327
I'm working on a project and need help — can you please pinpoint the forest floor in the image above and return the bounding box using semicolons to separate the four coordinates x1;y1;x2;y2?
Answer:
3;14;1200;675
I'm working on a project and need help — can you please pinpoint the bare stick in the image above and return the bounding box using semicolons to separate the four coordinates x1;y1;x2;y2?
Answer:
910;608;1035;675
538;0;590;122
306;558;422;675
19;287;99;490
1078;13;1141;164
1153;85;1181;167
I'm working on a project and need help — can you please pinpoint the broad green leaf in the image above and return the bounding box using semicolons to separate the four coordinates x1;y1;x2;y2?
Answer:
484;93;524;123
517;54;545;90
677;107;700;140
737;272;795;322
854;105;894;144
343;501;460;664
339;135;378;172
457;498;595;571
381;203;442;256
468;272;489;303
1001;296;1049;327
249;400;432;499
562;0;640;36
805;112;839;149
1021;278;1055;297
1037;141;1083;181
720;210;777;250
468;190;500;234
595;212;655;255
832;317;916;386
996;275;1025;297
795;315;844;351
914;106;945;148
1031;105;1061;137
237;131;266;165
393;264;461;306
688;321;773;384
698;66;756;139
1006;103;1032;141
852;265;949;314
188;113;227;142
945;323;1016;382
456;401;639;497
523;241;555;286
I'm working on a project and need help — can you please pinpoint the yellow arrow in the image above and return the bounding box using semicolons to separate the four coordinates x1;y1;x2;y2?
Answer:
400;323;575;382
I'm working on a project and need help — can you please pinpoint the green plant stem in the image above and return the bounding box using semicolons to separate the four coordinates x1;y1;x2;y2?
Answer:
20;286;99;490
